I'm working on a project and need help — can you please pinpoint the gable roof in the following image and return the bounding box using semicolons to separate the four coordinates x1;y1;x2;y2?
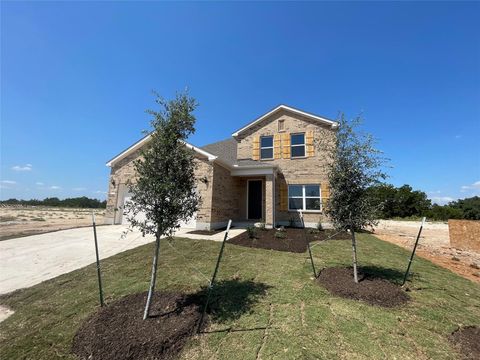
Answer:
105;133;218;167
231;104;338;137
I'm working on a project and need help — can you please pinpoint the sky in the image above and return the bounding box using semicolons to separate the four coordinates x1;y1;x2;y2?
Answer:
1;1;479;204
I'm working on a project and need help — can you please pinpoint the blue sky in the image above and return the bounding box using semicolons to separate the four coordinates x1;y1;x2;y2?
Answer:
1;1;479;204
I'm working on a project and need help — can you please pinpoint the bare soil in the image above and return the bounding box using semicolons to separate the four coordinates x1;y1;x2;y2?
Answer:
449;326;480;360
228;228;348;253
374;220;480;284
317;267;410;307
188;229;225;236
72;291;202;360
0;206;105;240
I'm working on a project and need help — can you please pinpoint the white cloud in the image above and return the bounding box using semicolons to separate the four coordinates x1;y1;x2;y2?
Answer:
427;190;442;195
454;135;462;139
73;187;86;191
50;185;61;190
36;182;44;186
12;164;32;171
430;196;454;205
1;180;16;184
460;180;480;192
94;190;107;194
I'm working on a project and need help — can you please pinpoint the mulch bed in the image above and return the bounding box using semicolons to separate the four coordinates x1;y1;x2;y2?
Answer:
72;292;202;360
317;267;410;307
188;229;225;236
228;228;348;253
449;326;480;360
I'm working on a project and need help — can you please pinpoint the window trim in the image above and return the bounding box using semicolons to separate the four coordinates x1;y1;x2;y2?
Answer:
260;135;274;160
290;133;306;158
287;184;322;212
278;119;285;132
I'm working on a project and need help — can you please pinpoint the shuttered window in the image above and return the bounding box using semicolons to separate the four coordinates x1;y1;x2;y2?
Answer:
260;136;274;160
291;133;305;158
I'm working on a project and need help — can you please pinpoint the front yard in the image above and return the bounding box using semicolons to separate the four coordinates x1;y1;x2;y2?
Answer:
0;233;479;359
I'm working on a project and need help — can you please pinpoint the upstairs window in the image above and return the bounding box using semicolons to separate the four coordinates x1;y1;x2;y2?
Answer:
288;184;321;211
260;136;274;160
291;133;305;158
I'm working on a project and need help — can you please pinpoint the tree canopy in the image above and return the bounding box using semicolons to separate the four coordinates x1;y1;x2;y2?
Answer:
0;197;106;208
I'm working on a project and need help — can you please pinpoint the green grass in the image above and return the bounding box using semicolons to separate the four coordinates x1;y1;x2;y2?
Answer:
1;234;479;359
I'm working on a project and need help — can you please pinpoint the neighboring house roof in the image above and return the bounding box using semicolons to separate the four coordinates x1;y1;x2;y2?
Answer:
231;104;338;137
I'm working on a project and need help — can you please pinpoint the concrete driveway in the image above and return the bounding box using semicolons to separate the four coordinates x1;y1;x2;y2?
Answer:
0;225;191;295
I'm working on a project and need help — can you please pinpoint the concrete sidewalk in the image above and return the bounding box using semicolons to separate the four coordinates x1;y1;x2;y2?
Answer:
0;225;193;295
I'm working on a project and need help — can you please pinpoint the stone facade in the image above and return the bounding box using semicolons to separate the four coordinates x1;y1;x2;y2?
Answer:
235;108;335;226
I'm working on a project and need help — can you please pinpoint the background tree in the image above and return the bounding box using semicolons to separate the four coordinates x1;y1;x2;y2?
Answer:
124;91;200;319
319;113;387;283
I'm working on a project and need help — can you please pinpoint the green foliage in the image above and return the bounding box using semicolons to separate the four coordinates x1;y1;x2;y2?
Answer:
320;114;387;231
0;197;106;208
246;225;257;239
258;221;267;231
450;196;480;220
316;221;324;231
124;91;200;237
367;184;431;218
368;184;479;221
274;230;287;239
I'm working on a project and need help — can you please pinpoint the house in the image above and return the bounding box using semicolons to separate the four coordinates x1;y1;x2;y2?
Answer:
104;105;338;229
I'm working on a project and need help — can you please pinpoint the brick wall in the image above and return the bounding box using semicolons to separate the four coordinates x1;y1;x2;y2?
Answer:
448;219;480;252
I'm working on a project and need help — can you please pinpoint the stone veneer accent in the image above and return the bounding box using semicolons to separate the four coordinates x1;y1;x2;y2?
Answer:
235;108;335;226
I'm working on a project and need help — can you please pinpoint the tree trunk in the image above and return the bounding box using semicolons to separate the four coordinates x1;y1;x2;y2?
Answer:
350;228;359;283
143;228;161;320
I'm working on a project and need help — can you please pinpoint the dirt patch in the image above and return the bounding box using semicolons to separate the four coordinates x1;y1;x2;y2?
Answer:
317;267;410;307
228;228;348;253
72;292;201;360
449;326;480;360
0;206;105;240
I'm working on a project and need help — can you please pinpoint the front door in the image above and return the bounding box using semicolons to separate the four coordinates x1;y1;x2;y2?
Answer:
248;180;262;220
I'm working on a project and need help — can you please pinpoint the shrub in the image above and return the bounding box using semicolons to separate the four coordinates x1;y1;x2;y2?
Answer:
246;225;257;239
274;231;287;239
316;221;324;231
258;221;267;231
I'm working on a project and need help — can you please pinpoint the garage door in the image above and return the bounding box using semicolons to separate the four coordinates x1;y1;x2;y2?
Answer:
178;213;197;229
121;194;146;225
122;193;196;229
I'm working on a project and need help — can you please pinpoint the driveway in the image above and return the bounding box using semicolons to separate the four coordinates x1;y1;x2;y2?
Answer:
0;225;191;295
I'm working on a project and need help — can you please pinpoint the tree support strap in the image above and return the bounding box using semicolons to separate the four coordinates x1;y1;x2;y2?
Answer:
300;212;317;278
197;219;232;333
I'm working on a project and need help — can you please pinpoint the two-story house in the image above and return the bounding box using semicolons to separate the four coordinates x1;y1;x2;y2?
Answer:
104;105;338;229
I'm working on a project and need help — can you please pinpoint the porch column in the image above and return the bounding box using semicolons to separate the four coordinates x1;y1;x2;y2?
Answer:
265;174;274;228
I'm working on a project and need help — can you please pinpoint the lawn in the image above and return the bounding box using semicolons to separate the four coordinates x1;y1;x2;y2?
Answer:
1;233;479;359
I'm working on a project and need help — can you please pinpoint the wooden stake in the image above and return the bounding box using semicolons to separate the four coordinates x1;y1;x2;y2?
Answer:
300;212;317;278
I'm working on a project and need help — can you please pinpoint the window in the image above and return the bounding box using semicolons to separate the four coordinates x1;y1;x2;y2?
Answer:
260;136;273;160
291;133;305;158
288;184;321;211
278;119;285;132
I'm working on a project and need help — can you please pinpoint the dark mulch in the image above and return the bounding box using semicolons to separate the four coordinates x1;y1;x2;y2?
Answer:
449;326;480;360
317;267;410;307
72;292;202;360
228;228;348;253
188;229;224;236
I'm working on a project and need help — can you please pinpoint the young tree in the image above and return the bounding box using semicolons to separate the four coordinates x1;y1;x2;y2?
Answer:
124;91;200;319
318;114;387;283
